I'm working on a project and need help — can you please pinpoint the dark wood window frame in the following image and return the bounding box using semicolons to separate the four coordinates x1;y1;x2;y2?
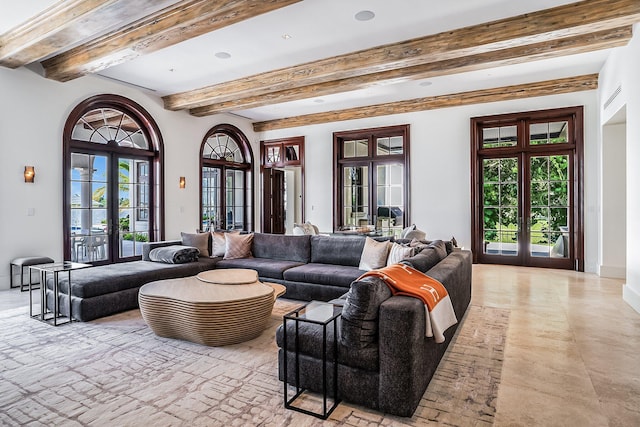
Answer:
333;124;410;233
199;123;254;232
63;94;164;264
470;106;584;271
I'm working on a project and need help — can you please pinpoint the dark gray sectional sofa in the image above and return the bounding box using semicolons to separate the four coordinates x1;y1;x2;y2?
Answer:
44;231;472;417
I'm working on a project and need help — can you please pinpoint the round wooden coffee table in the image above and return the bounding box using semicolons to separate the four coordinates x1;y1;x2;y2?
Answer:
138;269;285;346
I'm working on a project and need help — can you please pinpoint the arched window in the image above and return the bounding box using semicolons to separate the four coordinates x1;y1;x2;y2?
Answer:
63;94;163;265
200;124;254;231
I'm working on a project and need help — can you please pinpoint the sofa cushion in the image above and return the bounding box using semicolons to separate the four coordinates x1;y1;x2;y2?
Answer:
358;237;391;271
181;232;210;257
252;233;311;263
283;263;366;288
46;259;219;298
276;318;379;372
341;276;392;348
215;257;304;280
224;232;253;259
310;235;366;266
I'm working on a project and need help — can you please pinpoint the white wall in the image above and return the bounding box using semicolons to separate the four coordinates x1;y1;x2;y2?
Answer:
600;121;626;278
599;24;640;313
258;91;600;271
0;66;257;289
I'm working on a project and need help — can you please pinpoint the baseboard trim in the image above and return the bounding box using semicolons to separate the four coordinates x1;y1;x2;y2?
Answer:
623;284;640;314
599;265;626;279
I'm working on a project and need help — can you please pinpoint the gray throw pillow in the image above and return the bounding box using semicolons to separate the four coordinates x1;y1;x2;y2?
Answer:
341;276;393;348
180;232;210;257
401;245;445;273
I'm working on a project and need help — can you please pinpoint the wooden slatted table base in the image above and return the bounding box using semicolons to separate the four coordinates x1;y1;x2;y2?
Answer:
138;273;283;347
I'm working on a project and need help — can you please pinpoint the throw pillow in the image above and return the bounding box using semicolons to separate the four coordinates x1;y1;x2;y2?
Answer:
180;232;210;257
428;239;448;259
292;224;306;235
401;241;447;273
400;224;416;239
409;238;429;253
404;229;426;240
386;242;414;266
210;231;226;257
358;237;391;271
210;230;240;257
341;276;393;348
224;232;253;259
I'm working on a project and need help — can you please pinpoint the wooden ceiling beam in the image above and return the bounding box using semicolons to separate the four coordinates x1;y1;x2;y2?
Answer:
190;27;630;116
40;0;301;82
0;0;179;68
163;0;639;111
252;74;598;132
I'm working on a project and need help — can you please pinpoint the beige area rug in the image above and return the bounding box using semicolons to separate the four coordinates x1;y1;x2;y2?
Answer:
0;302;508;426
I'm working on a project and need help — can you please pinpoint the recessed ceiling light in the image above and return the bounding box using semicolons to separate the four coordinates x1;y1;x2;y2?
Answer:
215;51;231;59
419;81;433;87
355;10;375;21
282;34;292;40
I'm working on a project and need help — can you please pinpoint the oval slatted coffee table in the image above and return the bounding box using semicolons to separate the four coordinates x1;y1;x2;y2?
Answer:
139;269;286;346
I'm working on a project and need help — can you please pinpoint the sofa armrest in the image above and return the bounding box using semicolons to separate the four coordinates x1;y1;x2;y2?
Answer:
378;295;427;416
142;240;182;261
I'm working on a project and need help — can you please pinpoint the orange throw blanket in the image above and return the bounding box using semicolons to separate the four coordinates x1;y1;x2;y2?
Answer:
359;264;457;343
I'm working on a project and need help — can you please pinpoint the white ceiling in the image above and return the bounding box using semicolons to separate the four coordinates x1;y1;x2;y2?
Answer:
0;0;614;122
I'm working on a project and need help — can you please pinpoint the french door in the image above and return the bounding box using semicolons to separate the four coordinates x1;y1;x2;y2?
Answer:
69;152;152;264
471;107;584;270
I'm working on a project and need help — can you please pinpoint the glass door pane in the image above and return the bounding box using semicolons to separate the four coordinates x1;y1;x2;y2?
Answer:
343;166;369;227
202;167;221;231
482;157;519;256
226;169;245;230
118;158;150;259
70;153;109;263
529;155;570;258
376;163;404;236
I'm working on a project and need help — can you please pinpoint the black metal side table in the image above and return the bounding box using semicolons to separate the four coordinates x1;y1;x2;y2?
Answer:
283;301;341;419
29;261;90;326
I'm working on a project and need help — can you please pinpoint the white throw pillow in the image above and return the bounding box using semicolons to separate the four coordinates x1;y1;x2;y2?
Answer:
358;237;391;271
210;231;227;257
386;242;414;266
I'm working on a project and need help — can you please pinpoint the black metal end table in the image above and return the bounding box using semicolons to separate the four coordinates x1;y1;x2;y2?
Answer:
283;301;341;419
29;261;90;326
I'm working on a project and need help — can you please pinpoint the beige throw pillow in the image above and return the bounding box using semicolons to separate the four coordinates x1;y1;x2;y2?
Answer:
358;237;391;271
386;242;414;266
180;232;210;257
210;230;240;257
224;233;253;259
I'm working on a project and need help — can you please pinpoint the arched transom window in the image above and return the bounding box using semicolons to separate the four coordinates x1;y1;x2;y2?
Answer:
200;124;254;232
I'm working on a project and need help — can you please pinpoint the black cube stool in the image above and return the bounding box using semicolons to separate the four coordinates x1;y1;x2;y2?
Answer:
10;257;55;292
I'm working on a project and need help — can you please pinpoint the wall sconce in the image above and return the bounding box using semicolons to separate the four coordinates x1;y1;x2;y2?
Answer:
179;176;186;189
24;166;35;183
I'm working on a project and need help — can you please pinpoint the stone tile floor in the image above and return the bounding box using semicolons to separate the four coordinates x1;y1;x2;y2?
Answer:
1;264;639;426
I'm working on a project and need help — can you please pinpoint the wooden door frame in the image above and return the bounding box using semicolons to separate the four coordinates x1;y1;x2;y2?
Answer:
470;106;584;271
260;137;305;233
